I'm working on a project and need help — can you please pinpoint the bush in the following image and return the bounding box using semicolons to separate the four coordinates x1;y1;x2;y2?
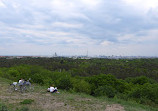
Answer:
72;79;92;94
125;76;156;85
86;74;117;88
94;85;116;98
114;79;131;93
129;83;158;104
86;74;130;95
31;73;44;85
49;71;73;90
49;71;67;85
57;75;73;90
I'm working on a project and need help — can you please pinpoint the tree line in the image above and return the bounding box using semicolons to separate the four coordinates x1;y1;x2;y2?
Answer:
0;57;158;81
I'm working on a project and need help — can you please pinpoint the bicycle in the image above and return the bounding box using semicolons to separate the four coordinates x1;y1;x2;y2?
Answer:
8;79;34;93
22;82;34;93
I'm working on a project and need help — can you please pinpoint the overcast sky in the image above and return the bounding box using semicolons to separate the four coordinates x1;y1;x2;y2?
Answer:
0;0;158;56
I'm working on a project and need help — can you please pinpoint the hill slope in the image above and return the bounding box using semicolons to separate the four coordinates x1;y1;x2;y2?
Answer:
0;78;157;111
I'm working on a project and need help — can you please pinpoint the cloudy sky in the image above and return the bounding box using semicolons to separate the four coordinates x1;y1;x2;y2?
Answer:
0;0;158;56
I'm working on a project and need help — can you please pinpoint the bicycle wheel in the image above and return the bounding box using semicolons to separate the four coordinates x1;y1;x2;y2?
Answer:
26;85;34;92
29;85;34;92
8;84;15;93
20;85;27;93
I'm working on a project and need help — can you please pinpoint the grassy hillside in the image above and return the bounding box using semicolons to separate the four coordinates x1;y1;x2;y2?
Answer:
0;77;158;111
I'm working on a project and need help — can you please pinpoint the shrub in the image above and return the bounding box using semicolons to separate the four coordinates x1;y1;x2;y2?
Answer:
7;68;20;81
57;75;73;90
86;74;117;88
125;76;156;85
14;65;31;79
129;83;158;104
86;74;130;95
114;79;131;93
72;79;92;94
50;71;73;90
31;73;44;85
94;85;116;98
49;71;66;85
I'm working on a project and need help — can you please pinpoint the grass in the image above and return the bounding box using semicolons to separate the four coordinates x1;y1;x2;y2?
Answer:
0;77;158;111
0;103;8;111
20;99;34;105
97;96;158;111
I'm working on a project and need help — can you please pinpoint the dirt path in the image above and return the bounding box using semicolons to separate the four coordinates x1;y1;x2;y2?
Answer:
105;104;125;111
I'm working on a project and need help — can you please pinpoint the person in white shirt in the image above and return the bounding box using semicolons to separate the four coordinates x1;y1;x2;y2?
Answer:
18;78;24;91
50;86;55;93
48;85;59;93
47;88;50;92
19;78;24;84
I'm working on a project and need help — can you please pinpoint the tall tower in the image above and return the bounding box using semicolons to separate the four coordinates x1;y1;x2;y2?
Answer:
54;52;57;57
86;50;88;57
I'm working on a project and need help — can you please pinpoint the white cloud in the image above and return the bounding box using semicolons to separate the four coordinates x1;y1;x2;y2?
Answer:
50;0;81;18
122;0;158;13
80;0;102;9
117;34;137;43
52;22;83;28
138;29;158;42
0;0;5;7
122;0;158;8
117;29;158;44
0;22;96;47
101;40;114;46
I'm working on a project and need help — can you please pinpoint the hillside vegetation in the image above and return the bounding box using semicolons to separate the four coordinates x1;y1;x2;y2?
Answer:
0;77;158;111
0;57;158;110
0;57;158;81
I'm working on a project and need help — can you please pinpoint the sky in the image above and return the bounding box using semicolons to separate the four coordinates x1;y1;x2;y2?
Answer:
0;0;158;56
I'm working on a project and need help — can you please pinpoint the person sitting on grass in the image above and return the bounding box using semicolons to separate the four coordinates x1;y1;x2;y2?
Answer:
16;78;24;91
18;78;24;85
47;85;59;93
18;78;24;87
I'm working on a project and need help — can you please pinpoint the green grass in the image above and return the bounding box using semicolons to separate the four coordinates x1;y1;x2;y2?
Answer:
96;96;158;111
20;99;34;105
0;77;12;84
0;103;8;111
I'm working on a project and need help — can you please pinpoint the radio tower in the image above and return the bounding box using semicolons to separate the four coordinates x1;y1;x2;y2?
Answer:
86;50;88;57
54;52;57;57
